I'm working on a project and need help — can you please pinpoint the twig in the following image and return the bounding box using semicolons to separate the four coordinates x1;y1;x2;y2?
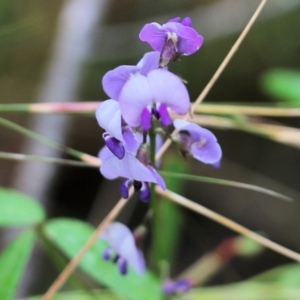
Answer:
156;187;300;262
0;152;97;167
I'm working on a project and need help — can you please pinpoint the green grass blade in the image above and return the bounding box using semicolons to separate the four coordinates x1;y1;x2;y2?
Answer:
159;171;291;201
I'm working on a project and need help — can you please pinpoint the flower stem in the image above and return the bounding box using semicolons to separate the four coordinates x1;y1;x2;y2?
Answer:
149;125;161;274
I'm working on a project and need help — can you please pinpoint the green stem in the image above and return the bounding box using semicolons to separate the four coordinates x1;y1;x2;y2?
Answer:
0;151;97;167
149;126;161;275
0;116;93;162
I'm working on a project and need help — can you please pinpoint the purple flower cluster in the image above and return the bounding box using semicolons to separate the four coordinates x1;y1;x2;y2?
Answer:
97;17;222;281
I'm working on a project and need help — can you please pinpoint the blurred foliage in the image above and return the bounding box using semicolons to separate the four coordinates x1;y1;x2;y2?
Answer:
0;230;35;300
0;188;45;226
260;69;300;104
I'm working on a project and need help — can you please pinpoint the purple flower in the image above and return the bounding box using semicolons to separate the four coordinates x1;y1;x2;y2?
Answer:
100;222;146;275
102;51;161;100
162;278;193;295
139;17;204;67
173;119;222;164
100;146;166;202
96;99;139;159
119;69;190;130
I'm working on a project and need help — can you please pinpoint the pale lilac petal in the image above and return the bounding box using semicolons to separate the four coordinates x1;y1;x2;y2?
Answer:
101;223;146;275
147;69;190;114
191;140;222;164
212;159;221;168
102;66;140;100
174;119;222;164
163;22;203;55
168;17;181;23
122;126;139;154
137;51;160;75
148;166;166;190
96;100;123;142
119;233;146;275
100;152;163;184
181;17;192;27
174;119;203;141
98;146;114;162
119;73;153;127
139;23;167;52
163;279;192;295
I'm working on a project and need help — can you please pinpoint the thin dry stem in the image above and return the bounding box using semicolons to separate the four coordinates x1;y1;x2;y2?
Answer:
43;1;268;298
196;104;300;117
42;187;133;300
156;187;300;262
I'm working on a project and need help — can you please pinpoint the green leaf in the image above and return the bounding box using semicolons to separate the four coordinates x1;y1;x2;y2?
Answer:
44;219;162;300
252;263;300;286
260;69;300;104
189;283;300;300
0;188;45;226
189;264;300;300
0;230;35;300
25;289;126;300
155;155;187;265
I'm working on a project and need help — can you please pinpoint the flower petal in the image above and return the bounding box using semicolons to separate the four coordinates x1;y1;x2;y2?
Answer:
139;23;167;52
148;166;166;190
140;182;151;202
103;134;125;159
100;152;163;184
191;139;222;164
148;69;190;115
157;103;172;126
119;73;153;127
96;100;123;142
168;17;181;23
122;125;139;154
102;65;140;100
98;145;114;162
120;179;131;199
163;22;203;55
173;119;222;164
137;51;160;75
100;222;146;275
181;17;192;27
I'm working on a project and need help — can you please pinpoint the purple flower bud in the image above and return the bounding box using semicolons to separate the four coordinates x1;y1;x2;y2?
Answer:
139;182;151;202
173;119;222;164
162;278;193;295
100;222;146;275
139;17;203;67
117;257;128;275
102;247;113;260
